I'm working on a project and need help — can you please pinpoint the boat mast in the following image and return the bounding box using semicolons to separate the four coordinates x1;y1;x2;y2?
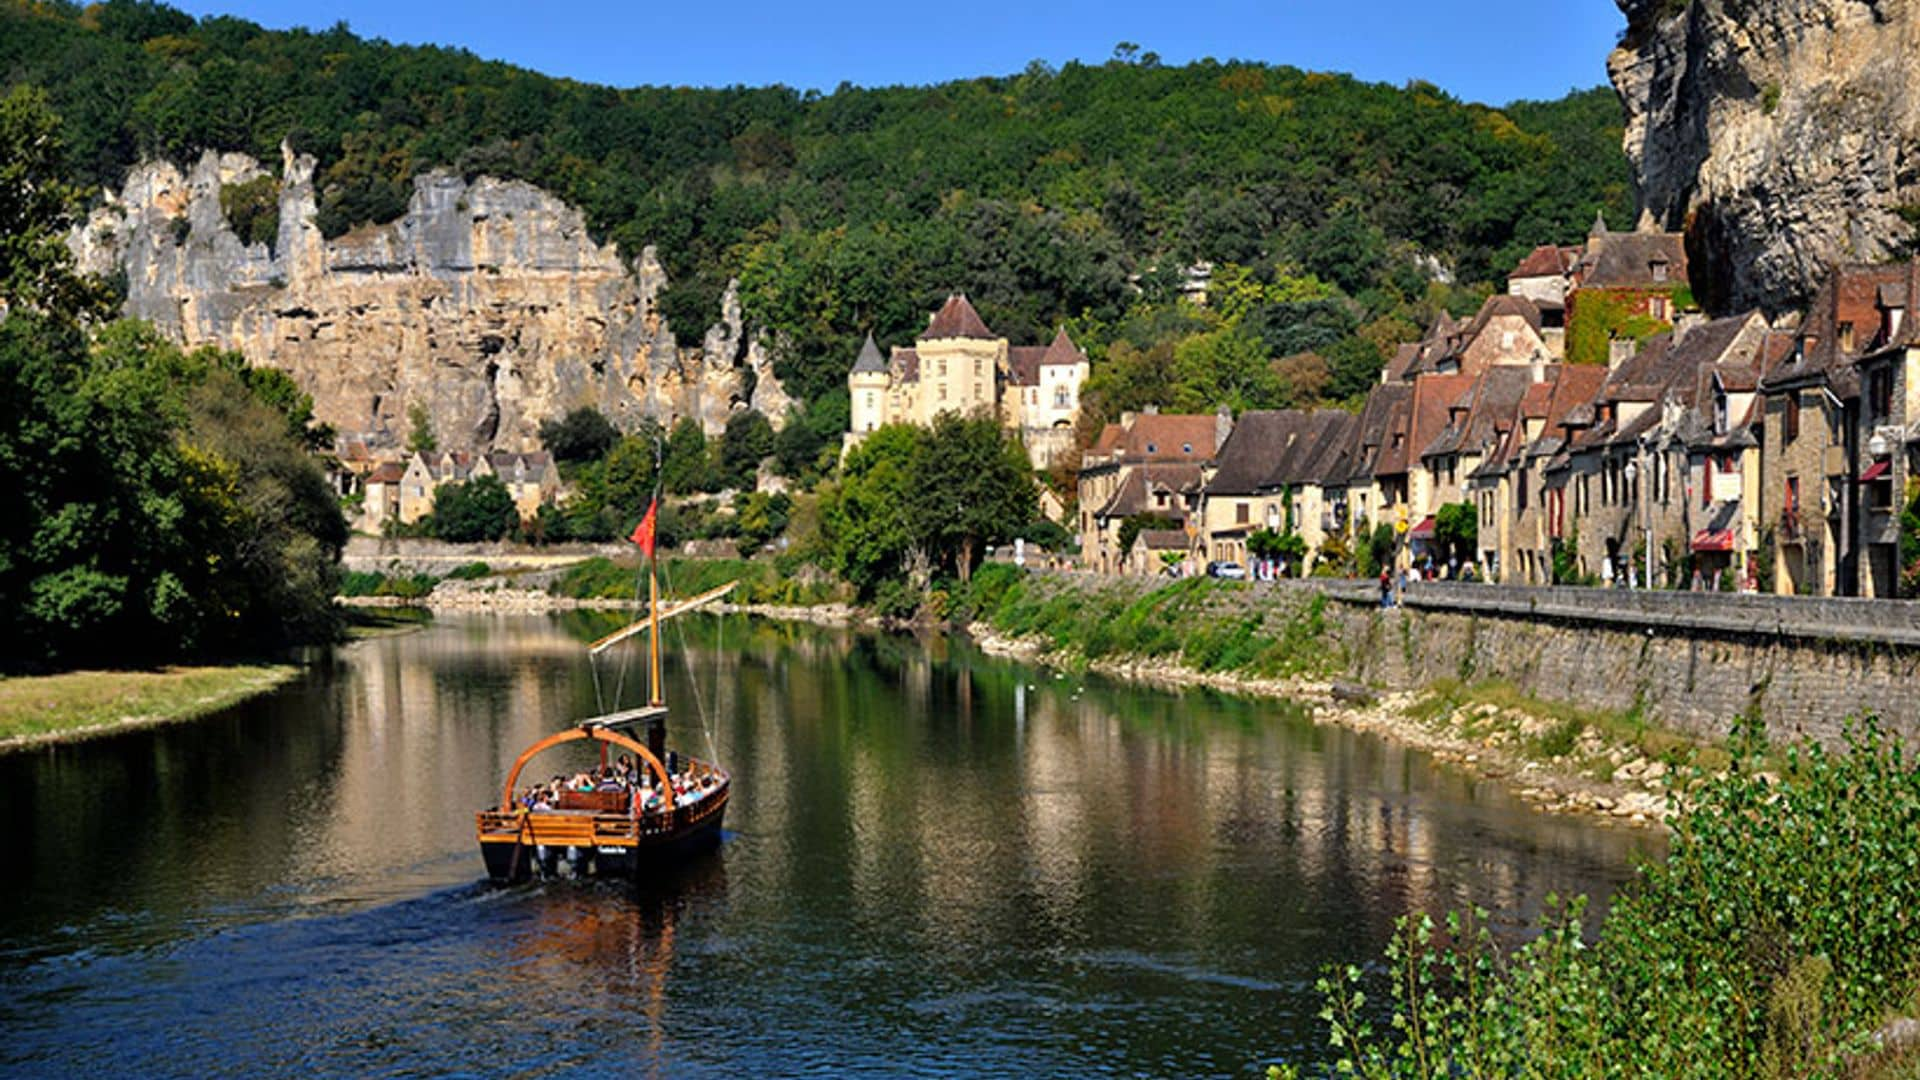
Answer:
648;438;664;707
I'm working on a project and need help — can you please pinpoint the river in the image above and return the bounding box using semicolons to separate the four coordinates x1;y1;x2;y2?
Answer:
0;614;1655;1077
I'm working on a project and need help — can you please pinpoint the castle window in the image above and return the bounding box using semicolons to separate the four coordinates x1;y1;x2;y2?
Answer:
938;358;947;377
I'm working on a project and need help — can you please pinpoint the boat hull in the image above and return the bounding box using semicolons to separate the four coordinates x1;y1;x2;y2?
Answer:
478;792;727;884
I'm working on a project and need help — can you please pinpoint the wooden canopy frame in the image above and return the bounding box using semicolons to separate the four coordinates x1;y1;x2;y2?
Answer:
499;726;674;813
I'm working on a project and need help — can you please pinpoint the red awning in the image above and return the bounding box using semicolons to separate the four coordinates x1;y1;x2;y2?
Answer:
1408;515;1437;540
1691;529;1736;552
1859;459;1891;483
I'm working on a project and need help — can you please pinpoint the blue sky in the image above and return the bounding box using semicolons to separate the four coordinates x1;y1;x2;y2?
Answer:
173;1;1628;106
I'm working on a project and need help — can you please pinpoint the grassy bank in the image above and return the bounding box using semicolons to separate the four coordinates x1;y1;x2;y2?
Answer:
970;568;1341;679
551;556;849;607
0;663;299;749
1288;719;1920;1078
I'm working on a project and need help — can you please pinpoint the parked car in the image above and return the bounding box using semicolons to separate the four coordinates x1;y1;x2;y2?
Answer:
1206;561;1247;580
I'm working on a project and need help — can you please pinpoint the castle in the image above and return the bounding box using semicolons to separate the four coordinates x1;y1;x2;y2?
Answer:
845;294;1090;469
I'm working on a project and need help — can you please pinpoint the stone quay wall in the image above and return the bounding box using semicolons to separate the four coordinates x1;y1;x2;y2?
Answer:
1040;574;1920;747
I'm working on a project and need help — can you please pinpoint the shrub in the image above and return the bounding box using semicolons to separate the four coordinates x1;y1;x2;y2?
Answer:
1307;718;1920;1077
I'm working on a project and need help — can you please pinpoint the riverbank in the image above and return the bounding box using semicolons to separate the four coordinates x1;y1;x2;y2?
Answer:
0;663;301;753
969;624;1674;828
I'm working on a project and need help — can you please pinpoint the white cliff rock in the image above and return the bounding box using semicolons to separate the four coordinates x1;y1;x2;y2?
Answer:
1611;0;1920;314
70;146;789;450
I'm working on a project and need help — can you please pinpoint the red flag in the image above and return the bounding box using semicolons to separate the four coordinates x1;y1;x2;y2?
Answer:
629;499;658;558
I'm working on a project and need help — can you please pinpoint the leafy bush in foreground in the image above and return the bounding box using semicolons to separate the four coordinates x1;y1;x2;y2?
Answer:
1299;719;1920;1078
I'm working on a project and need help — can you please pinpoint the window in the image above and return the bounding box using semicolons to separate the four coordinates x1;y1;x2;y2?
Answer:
938;358;947;377
1145;443;1157;454
1784;392;1801;443
1870;368;1894;422
1714;392;1728;435
938;385;947;402
1869;466;1895;512
1651;260;1669;284
1236;502;1250;524
973;358;982;378
1785;476;1800;514
1839;321;1855;353
1181;443;1193;454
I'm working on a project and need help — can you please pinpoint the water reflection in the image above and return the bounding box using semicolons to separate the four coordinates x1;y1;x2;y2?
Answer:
0;614;1655;1075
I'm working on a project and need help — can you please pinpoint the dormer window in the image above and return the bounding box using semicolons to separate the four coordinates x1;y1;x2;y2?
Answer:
1182;442;1193;454
1145;443;1157;454
1891;307;1908;342
1714;391;1728;435
1651;259;1669;284
1839;322;1855;353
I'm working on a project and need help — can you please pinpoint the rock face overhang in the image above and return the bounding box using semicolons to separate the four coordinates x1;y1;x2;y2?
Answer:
69;144;791;452
1610;0;1920;317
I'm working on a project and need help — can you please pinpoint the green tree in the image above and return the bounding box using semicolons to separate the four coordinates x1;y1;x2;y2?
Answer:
430;474;517;542
1435;501;1478;565
538;405;619;465
0;85;113;322
406;401;437;454
661;417;710;494
716;409;776;490
735;491;792;558
908;413;1038;582
821;424;923;596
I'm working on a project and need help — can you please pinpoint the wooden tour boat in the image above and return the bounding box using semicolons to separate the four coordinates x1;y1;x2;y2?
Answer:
477;497;734;883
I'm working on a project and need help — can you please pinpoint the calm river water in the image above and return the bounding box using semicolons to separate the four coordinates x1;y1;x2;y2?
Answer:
0;614;1655;1077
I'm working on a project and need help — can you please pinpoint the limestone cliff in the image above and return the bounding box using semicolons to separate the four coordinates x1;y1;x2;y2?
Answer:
69;145;789;451
1610;0;1920;315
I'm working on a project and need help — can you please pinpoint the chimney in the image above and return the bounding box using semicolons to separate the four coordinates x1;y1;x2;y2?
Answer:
1215;404;1234;448
1529;351;1546;384
1120;411;1137;428
1673;312;1706;345
1609;337;1637;370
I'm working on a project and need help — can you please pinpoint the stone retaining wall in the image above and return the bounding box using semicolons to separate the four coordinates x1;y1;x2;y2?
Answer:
1036;573;1920;746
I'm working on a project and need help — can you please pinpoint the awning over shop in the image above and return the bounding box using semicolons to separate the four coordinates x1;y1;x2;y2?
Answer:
1691;529;1736;552
1860;459;1891;483
1408;515;1437;541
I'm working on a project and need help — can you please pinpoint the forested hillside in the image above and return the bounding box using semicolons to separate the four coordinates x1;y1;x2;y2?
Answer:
2;0;1631;417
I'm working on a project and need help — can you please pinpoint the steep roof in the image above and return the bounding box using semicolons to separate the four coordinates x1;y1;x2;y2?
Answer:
1350;382;1412;482
891;346;920;383
1511;244;1577;280
367;461;406;484
852;332;886;374
1007;346;1048;387
1096;462;1206;519
1761;263;1912;392
919;293;996;341
1407;373;1475;461
1206;411;1310;496
1364;383;1419;479
1093;413;1223;464
1041;328;1085;367
1575;229;1688;290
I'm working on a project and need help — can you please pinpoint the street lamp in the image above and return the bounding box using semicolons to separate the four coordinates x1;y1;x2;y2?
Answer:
1624;456;1651;589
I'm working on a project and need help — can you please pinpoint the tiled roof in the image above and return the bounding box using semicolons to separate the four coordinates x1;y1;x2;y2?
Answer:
1350;382;1412;481
919;293;996;341
1761;263;1911;391
852;332;886;374
1096;463;1205;519
1094;413;1223;464
1575;229;1688;290
1511;244;1569;280
1206;410;1357;495
367;461;406;484
1041;328;1085;368
1407;373;1475;461
891;347;920;383
1007;346;1048;387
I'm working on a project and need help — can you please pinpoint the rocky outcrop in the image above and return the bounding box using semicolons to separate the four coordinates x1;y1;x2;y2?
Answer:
70;145;788;451
1610;0;1920;315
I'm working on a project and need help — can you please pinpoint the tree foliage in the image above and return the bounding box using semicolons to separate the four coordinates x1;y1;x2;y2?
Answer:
429;474;517;542
1;2;1633;414
536;405;619;465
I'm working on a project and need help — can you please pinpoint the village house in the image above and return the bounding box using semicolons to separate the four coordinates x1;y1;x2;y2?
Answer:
1078;409;1229;574
846;294;1091;469
1754;264;1920;596
355;448;561;533
1851;260;1920;598
1469;365;1608;583
1199;409;1357;571
1344;381;1413;548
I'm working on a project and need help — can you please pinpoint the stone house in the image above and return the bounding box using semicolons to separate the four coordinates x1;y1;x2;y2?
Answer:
845;294;1090;469
361;460;407;531
1471;365;1608;584
1078;410;1228;574
1845;259;1920;598
1199;410;1357;570
1756;264;1915;596
1345;381;1413;545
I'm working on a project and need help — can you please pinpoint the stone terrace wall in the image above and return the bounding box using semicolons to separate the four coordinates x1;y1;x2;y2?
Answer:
1026;573;1920;747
